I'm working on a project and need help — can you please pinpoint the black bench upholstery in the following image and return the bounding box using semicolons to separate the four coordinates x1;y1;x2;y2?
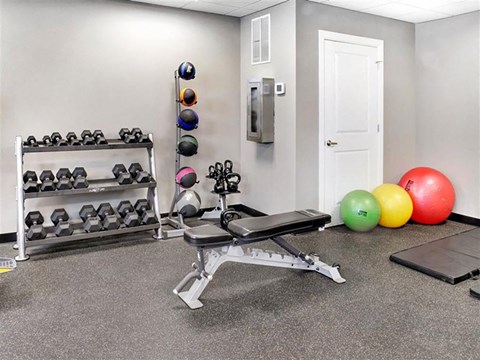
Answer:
184;209;331;246
184;224;233;246
227;209;331;242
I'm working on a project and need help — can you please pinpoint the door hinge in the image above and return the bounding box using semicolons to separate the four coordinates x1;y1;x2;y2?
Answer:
377;124;380;132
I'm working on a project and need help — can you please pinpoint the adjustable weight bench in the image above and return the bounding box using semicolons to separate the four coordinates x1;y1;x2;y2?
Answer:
174;209;345;309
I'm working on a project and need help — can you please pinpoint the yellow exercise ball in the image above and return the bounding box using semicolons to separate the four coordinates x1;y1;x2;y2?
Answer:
372;183;413;228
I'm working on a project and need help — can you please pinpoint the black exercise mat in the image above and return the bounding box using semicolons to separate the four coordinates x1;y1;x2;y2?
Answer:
390;228;480;284
471;284;480;299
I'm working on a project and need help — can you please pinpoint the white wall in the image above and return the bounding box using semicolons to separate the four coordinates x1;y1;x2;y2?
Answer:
295;0;416;210
240;1;296;214
415;12;480;217
0;0;240;233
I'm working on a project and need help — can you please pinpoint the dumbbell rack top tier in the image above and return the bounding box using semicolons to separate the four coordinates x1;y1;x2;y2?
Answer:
15;135;162;261
23;139;153;153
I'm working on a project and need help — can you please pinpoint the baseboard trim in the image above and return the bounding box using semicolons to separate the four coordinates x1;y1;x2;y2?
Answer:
2;210;475;243
0;232;16;244
448;212;480;227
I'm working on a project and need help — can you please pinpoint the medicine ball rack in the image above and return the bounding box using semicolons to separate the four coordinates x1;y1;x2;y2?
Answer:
161;65;199;239
14;135;162;261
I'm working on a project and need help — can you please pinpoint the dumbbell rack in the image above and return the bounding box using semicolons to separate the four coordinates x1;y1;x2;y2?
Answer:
14;134;162;261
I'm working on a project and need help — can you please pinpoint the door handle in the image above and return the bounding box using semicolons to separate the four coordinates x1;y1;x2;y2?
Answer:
326;140;338;147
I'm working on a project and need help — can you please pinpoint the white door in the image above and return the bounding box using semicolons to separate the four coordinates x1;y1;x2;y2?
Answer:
319;31;384;226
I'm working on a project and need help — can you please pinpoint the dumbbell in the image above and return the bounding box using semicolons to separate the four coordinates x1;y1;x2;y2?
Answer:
50;209;73;237
134;199;158;225
119;128;136;144
97;203;121;230
80;130;95;145
92;130;108;145
23;136;39;147
25;211;47;240
23;170;39;193
79;205;102;233
66;132;81;146
131;128;151;143
72;167;89;189
128;163;151;183
39;170;56;192
117;200;140;227
112;164;133;185
42;135;53;146
51;132;68;146
56;168;72;190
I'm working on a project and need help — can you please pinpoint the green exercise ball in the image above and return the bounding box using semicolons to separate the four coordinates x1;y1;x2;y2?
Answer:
340;190;381;232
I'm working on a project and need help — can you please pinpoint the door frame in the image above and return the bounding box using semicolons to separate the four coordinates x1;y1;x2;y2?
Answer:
318;30;384;213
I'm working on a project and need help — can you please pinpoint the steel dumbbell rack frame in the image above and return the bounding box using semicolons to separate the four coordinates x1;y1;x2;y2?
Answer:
15;134;162;261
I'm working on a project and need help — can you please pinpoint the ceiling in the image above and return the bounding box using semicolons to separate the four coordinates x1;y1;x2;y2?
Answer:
130;0;480;23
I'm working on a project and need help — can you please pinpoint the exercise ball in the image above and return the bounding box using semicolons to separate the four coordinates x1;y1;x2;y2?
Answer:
398;167;455;225
340;190;381;232
176;135;198;156
178;61;196;80
175;167;197;189
177;109;199;131
176;190;201;217
372;184;413;228
179;88;197;107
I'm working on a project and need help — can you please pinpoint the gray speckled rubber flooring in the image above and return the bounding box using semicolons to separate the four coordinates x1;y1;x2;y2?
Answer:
1;221;479;359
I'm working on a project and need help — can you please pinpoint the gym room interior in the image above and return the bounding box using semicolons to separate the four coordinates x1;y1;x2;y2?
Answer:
1;0;479;359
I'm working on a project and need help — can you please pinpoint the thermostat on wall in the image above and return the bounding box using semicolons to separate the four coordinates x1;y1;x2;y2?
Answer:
275;83;285;95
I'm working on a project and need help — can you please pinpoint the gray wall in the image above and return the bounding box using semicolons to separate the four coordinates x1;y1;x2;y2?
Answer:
295;0;416;210
415;12;480;217
0;0;240;233
240;0;297;214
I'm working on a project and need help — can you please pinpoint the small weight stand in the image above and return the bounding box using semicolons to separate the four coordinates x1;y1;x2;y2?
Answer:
200;190;240;220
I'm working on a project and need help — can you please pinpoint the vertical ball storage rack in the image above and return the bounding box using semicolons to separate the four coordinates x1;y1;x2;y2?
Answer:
161;62;200;239
14;134;162;261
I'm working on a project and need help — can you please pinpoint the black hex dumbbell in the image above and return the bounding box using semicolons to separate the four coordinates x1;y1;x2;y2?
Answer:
119;128;136;144
25;211;47;240
23;136;39;147
39;170;56;192
23;170;39;193
92;130;108;145
112;164;133;185
51;209;73;237
128;163;151;183
134;199;158;225
66;132;81;146
72;167;89;189
42;135;53;146
79;205;102;233
97;203;121;230
51;132;68;146
117;200;140;227
131;128;151;143
81;130;95;145
56;168;72;190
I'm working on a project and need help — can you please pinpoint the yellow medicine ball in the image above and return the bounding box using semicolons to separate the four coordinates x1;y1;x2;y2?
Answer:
372;183;413;228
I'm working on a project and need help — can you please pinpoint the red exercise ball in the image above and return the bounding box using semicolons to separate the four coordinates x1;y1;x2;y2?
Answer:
398;167;455;225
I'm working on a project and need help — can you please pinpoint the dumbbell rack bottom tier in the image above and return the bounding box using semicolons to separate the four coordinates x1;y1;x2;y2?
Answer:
24;179;157;199
15;134;163;261
24;223;160;248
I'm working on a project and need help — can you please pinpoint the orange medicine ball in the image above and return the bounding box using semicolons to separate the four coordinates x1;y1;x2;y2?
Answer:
179;88;198;107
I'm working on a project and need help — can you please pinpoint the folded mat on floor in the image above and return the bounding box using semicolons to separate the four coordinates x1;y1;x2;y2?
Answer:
390;228;480;285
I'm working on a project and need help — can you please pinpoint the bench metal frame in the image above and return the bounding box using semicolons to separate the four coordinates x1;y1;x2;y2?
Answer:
174;234;345;309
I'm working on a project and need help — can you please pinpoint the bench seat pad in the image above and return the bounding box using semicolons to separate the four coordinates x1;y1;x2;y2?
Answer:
184;224;233;246
227;209;331;243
